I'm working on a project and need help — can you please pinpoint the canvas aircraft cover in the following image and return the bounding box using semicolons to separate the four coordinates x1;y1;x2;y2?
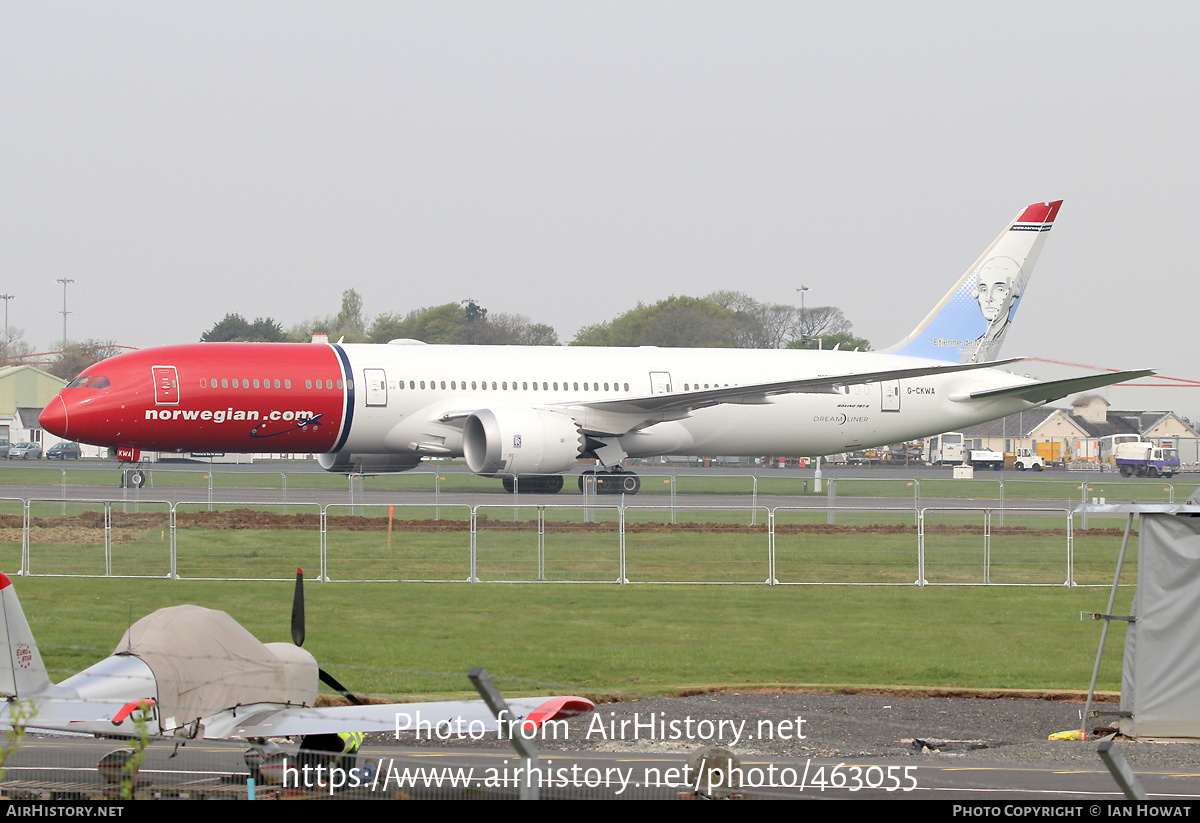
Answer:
115;605;317;732
1120;513;1200;738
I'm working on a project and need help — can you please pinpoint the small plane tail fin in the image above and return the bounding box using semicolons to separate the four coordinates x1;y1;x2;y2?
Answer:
0;572;52;698
884;201;1063;364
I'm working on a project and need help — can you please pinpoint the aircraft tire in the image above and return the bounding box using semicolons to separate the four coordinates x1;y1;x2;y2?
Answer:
128;470;145;488
508;476;564;494
97;749;135;783
620;474;640;494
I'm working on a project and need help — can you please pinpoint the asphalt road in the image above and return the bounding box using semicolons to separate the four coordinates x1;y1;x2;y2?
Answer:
4;693;1199;801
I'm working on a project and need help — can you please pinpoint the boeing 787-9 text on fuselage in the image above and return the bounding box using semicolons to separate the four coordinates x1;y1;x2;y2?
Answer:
39;201;1150;493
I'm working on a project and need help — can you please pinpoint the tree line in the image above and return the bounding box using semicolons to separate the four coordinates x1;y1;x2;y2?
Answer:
1;288;871;382
200;290;871;351
0;288;871;382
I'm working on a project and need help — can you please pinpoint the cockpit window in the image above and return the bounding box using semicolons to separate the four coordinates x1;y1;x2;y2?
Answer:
66;375;111;389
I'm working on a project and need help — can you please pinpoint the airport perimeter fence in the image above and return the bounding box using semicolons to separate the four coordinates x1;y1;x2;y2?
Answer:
12;465;1200;513
0;495;1140;587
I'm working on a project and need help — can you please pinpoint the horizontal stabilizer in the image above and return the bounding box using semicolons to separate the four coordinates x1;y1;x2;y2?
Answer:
965;369;1155;405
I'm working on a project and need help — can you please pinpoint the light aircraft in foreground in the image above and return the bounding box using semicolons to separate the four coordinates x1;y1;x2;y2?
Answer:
40;200;1150;492
0;570;594;783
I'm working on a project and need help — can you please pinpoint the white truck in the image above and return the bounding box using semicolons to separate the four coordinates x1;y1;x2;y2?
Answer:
967;449;1005;471
1115;442;1180;478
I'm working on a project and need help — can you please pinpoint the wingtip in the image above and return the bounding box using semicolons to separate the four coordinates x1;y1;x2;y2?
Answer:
522;696;597;729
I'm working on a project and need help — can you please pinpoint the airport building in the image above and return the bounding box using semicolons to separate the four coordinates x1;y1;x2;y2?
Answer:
955;360;1200;465
0;365;67;453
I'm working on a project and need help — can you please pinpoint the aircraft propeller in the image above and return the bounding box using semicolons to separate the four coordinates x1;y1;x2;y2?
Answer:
291;569;364;706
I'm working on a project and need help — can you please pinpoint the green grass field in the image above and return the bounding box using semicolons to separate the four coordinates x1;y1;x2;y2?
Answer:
4;511;1138;700
16;575;1131;700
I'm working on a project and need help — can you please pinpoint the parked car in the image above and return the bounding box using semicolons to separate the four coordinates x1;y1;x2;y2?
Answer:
7;442;42;460
46;441;82;460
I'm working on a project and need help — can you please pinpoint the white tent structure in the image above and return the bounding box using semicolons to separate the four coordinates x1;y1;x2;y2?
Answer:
1081;494;1200;739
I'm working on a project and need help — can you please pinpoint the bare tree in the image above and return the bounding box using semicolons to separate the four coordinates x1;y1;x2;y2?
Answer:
794;306;851;342
49;340;122;381
707;291;800;348
1;327;33;366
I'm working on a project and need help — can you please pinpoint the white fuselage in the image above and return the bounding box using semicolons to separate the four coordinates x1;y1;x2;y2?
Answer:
337;343;1034;459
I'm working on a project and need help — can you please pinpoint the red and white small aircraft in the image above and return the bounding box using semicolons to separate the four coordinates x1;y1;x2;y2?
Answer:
39;200;1149;491
0;570;594;782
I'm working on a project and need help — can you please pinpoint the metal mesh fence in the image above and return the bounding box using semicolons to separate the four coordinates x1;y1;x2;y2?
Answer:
0;462;1166;587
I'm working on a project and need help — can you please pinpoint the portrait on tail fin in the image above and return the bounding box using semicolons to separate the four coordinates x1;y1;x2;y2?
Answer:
964;253;1027;362
968;255;1022;361
884;200;1061;364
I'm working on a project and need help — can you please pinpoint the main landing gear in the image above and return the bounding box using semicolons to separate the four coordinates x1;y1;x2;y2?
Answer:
501;475;565;494
577;469;641;495
496;470;643;495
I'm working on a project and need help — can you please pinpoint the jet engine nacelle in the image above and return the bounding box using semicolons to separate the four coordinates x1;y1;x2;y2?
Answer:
463;407;585;477
317;451;424;474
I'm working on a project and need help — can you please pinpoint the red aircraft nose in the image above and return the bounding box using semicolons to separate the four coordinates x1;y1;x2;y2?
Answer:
40;395;68;439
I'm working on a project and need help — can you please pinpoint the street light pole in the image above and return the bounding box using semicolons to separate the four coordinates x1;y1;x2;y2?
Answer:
795;285;809;343
0;294;12;365
55;278;74;346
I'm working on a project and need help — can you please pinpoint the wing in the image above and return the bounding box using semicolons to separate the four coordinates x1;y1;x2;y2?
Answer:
224;695;595;739
576;358;1024;416
439;358;1023;436
4;695;594;742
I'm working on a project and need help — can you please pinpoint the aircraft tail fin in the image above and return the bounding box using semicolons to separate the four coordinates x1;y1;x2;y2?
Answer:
884;201;1063;363
0;572;52;698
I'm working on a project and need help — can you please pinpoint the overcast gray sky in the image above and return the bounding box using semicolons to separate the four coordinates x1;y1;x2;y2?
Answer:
3;2;1196;378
